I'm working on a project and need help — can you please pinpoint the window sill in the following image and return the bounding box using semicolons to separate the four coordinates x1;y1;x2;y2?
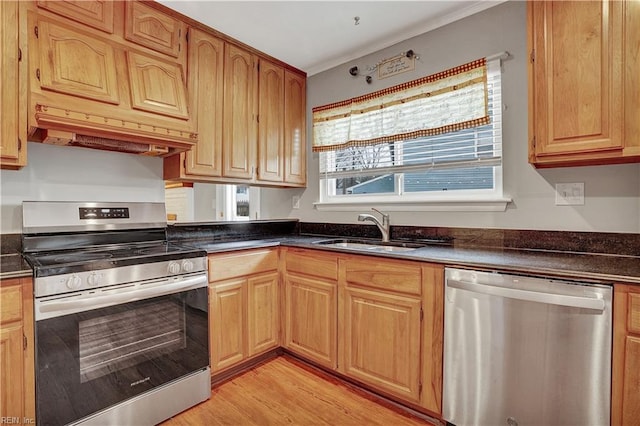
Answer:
313;198;512;212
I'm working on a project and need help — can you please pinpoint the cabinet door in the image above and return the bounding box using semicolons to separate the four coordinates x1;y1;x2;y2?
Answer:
258;59;284;183
342;287;422;404
284;70;306;185
284;274;337;369
0;0;26;168
210;280;245;371
0;325;24;420
247;272;279;356
36;19;120;105
621;336;640;424
529;0;623;164
36;0;114;34
124;1;183;58
184;29;224;177
126;51;189;119
223;44;257;179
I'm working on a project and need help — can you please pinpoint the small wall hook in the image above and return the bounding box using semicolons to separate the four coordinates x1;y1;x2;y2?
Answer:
354;16;360;26
349;66;359;76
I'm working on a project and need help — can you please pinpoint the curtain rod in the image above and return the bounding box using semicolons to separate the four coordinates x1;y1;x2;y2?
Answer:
486;51;511;62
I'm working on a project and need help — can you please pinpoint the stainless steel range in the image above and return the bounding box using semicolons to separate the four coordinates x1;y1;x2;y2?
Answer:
22;201;210;426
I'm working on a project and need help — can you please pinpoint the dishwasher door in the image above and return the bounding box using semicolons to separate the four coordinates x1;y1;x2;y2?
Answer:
443;268;612;426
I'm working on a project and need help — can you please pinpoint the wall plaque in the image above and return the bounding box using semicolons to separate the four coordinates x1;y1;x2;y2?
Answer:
378;54;415;79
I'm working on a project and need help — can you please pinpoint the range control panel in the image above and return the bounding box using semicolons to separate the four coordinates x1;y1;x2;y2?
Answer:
79;207;130;220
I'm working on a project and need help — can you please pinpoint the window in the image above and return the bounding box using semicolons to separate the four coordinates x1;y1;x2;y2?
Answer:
216;185;261;221
315;56;507;210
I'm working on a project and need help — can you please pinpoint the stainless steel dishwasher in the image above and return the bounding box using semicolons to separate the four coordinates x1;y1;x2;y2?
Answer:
443;268;612;426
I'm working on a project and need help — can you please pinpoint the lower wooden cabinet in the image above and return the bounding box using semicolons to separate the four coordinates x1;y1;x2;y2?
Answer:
283;248;338;369
208;249;279;373
339;254;443;414
0;277;34;423
612;284;640;425
341;286;422;403
282;248;443;415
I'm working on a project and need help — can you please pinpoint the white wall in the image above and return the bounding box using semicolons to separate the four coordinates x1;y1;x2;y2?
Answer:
272;1;640;233
0;143;164;233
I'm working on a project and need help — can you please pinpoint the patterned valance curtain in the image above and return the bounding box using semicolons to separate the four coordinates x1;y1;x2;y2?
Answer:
312;58;489;152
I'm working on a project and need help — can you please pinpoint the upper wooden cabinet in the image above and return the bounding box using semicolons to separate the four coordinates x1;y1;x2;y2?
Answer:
124;1;184;58
528;0;640;167
179;27;224;178
27;1;195;156
126;50;189;119
36;0;114;34
164;41;307;188
258;59;285;183
1;0;27;169
283;70;307;185
223;44;258;180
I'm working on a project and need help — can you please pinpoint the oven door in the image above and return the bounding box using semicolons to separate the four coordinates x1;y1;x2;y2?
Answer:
34;273;209;426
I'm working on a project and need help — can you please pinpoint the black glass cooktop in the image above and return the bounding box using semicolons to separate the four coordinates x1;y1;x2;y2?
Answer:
24;242;205;277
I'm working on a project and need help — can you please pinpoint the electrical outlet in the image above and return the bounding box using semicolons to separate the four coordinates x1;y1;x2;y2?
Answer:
555;182;584;205
292;196;301;209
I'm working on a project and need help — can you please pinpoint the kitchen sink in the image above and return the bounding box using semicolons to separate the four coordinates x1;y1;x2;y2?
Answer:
313;238;424;252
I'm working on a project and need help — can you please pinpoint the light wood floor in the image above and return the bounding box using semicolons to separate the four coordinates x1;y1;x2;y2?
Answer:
162;356;435;426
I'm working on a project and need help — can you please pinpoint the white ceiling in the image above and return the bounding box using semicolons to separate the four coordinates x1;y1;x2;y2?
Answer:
158;1;505;76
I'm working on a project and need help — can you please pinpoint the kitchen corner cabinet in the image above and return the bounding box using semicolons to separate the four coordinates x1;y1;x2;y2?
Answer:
208;249;279;373
257;60;307;186
0;278;35;423
164;45;307;188
1;0;27;169
528;0;640;167
283;248;338;369
612;284;640;425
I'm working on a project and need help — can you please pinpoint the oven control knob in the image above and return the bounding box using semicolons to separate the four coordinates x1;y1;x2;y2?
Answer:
66;274;82;290
168;261;181;274
181;260;194;273
87;272;100;287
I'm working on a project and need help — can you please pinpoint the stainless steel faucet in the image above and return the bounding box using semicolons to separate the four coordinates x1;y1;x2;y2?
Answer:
357;208;390;242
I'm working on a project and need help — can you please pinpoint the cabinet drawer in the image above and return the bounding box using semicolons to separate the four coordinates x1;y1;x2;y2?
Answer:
285;249;338;281
628;293;640;334
0;285;22;324
344;256;422;296
209;249;278;282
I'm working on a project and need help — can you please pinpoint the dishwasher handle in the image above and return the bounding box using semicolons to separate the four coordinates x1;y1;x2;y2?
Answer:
447;279;605;311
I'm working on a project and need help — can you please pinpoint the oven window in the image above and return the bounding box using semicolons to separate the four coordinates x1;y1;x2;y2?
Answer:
79;299;186;382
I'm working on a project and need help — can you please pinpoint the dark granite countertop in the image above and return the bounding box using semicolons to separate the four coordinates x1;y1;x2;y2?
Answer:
192;235;640;285
0;254;33;280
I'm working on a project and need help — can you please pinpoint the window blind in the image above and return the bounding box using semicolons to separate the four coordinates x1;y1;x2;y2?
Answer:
319;57;503;197
313;58;489;152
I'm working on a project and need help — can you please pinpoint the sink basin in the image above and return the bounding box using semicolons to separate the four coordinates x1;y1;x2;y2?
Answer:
313;239;423;252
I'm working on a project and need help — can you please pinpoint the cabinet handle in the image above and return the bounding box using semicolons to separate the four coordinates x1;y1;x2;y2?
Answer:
36;69;40;81
18;138;22;151
34;26;38;38
18;48;22;62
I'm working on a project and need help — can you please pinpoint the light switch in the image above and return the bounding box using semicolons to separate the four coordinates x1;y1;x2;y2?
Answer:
292;196;301;209
555;182;584;205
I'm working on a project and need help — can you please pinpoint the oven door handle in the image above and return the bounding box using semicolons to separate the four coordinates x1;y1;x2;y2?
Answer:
36;274;208;321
